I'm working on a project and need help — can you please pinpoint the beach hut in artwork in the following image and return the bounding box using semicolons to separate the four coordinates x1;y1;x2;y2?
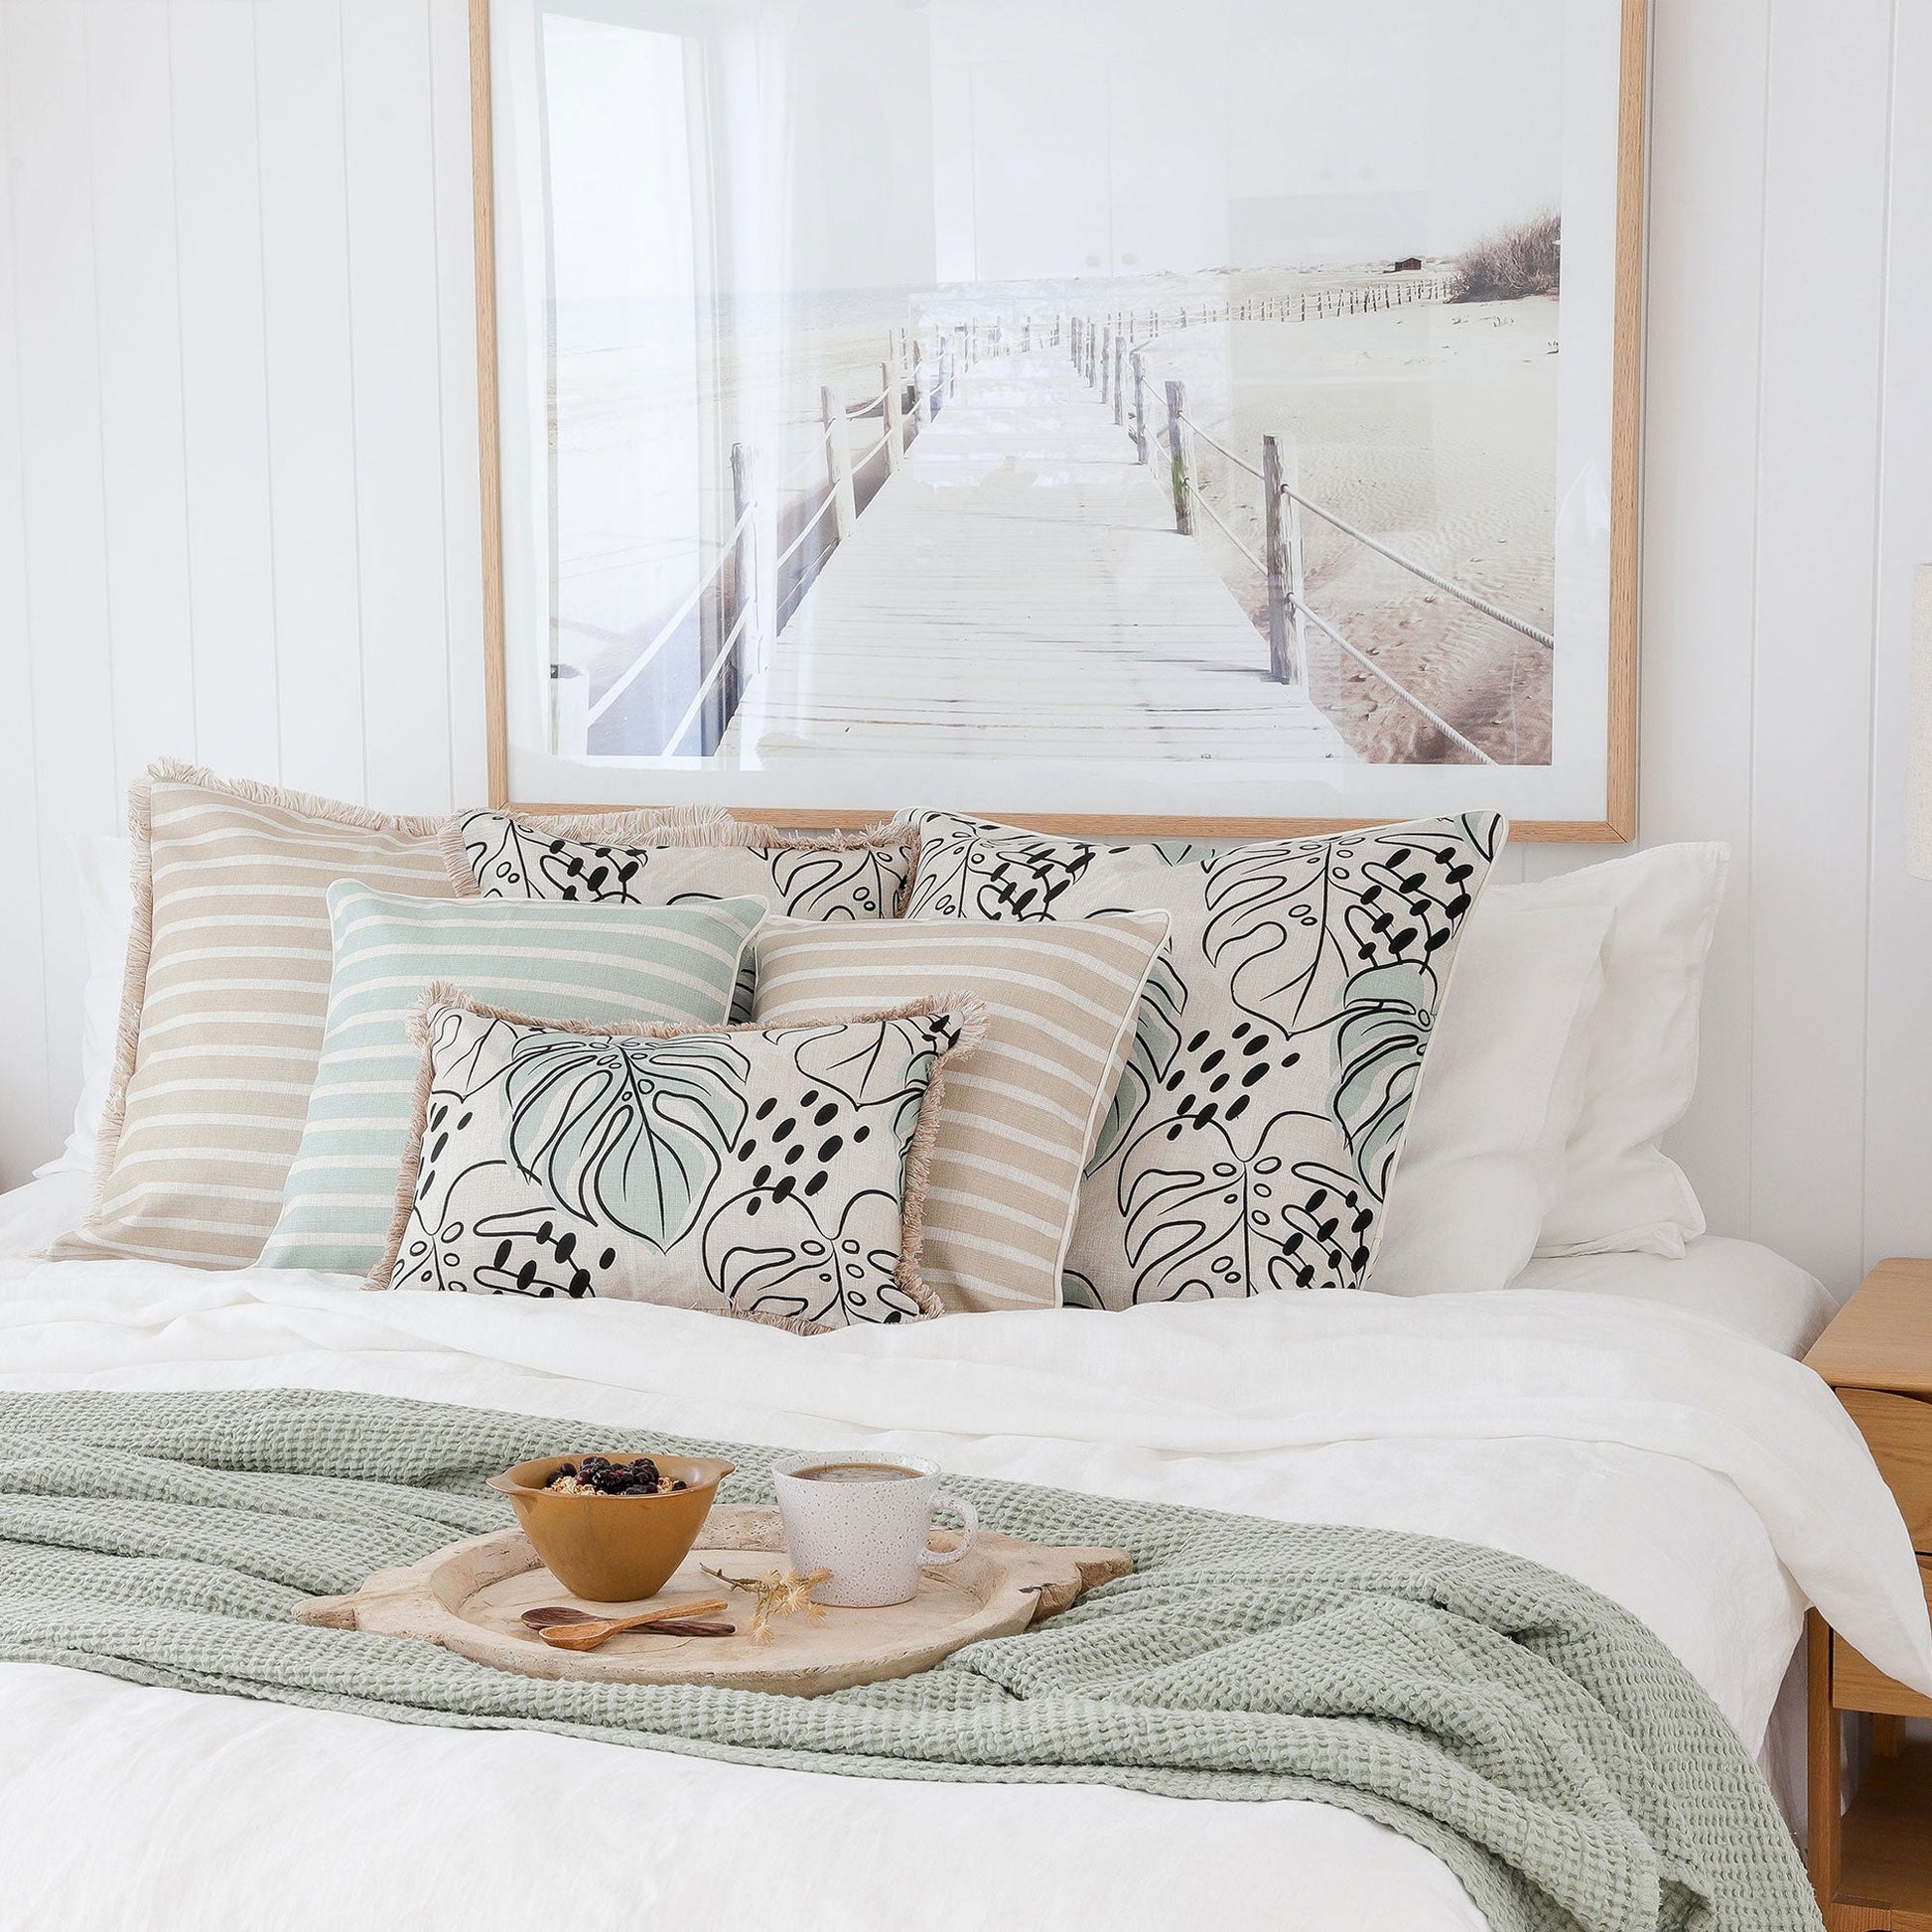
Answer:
1389;256;1424;272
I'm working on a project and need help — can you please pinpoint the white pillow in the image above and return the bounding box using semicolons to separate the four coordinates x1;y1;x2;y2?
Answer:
1368;896;1610;1298
1509;843;1729;1259
34;834;134;1180
1507;1237;1835;1358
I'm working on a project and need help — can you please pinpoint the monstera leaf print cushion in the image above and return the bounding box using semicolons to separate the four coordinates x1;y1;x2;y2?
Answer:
900;810;1506;1307
446;810;918;1018
371;986;987;1331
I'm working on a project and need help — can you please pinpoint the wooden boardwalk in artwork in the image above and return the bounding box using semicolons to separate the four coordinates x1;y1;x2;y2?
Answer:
716;352;1346;765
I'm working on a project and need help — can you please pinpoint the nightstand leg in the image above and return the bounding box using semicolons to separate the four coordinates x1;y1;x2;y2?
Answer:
1808;1611;1843;1908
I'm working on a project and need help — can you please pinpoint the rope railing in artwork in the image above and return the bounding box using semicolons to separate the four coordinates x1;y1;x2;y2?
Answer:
1068;303;1551;760
583;352;919;753
773;487;839;575
1271;483;1555;650
586;501;755;730
1297;601;1498;766
657;597;754;759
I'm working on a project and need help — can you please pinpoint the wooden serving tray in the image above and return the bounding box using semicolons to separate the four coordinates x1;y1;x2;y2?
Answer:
293;1504;1132;1698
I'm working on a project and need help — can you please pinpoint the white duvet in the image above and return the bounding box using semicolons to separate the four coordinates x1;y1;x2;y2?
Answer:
0;1179;1924;1932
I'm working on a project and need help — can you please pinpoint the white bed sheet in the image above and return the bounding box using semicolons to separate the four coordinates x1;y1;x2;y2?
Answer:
0;1176;1918;1932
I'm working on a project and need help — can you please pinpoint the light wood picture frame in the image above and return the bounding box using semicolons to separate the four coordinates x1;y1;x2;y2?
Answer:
473;0;1645;841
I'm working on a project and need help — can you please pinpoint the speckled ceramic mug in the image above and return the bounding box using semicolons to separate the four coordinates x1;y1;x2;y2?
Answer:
771;1451;980;1607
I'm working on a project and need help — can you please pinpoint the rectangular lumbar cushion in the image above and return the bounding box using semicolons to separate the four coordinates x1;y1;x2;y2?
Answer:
900;809;1505;1306
371;986;987;1329
47;763;462;1269
751;911;1171;1313
444;810;921;1018
258;888;766;1278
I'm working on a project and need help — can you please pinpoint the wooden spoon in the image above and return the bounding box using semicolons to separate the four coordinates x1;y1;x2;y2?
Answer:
531;1598;732;1651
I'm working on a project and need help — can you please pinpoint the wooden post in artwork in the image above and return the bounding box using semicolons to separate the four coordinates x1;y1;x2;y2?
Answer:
881;360;903;473
915;338;932;424
1130;350;1147;463
728;440;756;702
1086;324;1097;386
822;386;856;541
1099;325;1110;405
1261;434;1292;684
1278;431;1311;685
1113;333;1126;427
1165;380;1191;535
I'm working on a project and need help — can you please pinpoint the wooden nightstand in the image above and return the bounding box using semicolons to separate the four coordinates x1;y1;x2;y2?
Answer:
1805;1257;1932;1931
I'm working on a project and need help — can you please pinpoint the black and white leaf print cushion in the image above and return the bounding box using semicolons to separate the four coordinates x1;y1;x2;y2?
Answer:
900;810;1506;1307
374;989;983;1331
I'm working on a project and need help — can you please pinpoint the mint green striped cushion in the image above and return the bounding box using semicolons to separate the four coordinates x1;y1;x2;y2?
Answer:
258;885;765;1275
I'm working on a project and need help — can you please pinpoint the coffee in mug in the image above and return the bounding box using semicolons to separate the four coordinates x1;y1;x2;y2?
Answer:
771;1450;978;1607
788;1461;922;1484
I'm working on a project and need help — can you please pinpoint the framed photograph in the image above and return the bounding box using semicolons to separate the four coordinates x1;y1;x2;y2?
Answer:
472;0;1644;839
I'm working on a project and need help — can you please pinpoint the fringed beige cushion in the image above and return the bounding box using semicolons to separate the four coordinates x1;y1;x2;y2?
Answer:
369;985;988;1330
750;911;1172;1313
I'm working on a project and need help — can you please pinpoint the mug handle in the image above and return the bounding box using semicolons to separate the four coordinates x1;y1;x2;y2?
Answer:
919;1494;979;1568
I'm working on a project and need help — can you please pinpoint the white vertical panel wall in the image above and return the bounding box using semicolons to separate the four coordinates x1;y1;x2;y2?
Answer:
0;0;487;1194
0;0;1928;1296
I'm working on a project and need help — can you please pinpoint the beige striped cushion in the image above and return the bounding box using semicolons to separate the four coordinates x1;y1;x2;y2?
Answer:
48;764;465;1268
751;911;1171;1313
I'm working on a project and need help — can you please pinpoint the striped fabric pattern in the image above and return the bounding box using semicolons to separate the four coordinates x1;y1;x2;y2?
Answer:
259;887;764;1277
751;911;1171;1313
49;767;458;1269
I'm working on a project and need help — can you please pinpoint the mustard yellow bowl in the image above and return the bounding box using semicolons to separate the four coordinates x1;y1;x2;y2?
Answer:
485;1453;735;1603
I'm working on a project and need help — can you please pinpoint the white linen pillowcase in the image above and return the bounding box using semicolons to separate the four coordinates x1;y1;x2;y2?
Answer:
1367;896;1611;1298
35;834;135;1181
1506;843;1729;1259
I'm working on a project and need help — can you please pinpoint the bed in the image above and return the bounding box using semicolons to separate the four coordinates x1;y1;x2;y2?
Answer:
0;1167;1922;1932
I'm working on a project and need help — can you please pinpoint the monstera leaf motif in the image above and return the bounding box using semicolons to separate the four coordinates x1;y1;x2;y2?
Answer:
702;1182;909;1325
503;1030;748;1248
790;1015;956;1146
1115;1111;1252;1302
1115;1107;1377;1301
1329;961;1431;1202
1088;952;1184;1173
420;1007;522;1103
768;843;903;919
902;816;1096;921
1199;837;1343;1031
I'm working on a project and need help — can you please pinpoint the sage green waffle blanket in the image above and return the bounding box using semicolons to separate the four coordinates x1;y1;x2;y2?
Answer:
0;1390;1815;1932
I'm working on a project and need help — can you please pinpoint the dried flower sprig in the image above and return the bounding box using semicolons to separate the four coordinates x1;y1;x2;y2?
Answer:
700;1564;833;1644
